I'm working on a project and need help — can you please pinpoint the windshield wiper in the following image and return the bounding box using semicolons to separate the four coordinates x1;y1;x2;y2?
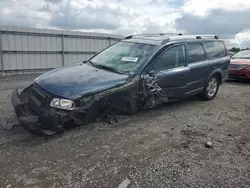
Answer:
95;64;124;74
83;60;97;68
83;61;125;74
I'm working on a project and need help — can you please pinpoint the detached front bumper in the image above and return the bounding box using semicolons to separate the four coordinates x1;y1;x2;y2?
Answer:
11;88;64;136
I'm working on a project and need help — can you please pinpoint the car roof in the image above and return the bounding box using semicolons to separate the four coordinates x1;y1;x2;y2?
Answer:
122;33;222;46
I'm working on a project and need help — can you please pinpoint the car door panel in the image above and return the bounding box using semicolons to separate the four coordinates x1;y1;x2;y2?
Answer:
185;42;208;95
155;66;190;99
187;60;209;91
146;44;189;100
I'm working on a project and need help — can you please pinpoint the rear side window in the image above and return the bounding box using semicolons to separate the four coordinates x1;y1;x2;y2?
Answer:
187;43;206;63
203;41;226;59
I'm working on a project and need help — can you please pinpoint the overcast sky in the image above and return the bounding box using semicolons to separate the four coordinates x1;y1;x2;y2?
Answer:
1;0;250;48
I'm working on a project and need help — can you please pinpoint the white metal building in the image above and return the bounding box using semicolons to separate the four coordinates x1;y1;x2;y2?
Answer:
0;26;123;75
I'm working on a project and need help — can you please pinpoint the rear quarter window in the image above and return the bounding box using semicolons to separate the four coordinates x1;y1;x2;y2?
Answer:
202;41;226;59
187;43;206;63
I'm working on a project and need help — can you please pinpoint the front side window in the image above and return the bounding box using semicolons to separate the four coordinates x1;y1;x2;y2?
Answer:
91;41;156;74
187;43;206;63
203;41;226;59
150;45;186;71
232;50;250;59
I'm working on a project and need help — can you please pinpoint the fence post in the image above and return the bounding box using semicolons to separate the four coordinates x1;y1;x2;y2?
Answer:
109;37;112;46
61;33;65;66
0;30;4;76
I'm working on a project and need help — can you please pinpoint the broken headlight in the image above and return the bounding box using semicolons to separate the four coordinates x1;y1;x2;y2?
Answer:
50;98;75;110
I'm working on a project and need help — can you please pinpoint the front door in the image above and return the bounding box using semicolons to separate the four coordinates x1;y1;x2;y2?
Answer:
147;44;190;99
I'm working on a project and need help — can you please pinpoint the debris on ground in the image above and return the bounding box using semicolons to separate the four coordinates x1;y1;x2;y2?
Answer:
118;178;131;188
0;118;19;131
204;141;213;148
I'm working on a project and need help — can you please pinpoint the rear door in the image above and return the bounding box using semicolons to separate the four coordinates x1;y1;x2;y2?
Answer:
185;42;208;95
147;44;190;99
202;41;230;81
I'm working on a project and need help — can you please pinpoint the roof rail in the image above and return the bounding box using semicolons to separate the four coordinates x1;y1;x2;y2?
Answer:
196;35;219;39
124;33;182;39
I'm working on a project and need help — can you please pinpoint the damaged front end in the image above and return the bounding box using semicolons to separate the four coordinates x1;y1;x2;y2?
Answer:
8;80;139;136
7;74;168;136
10;84;74;136
141;74;168;109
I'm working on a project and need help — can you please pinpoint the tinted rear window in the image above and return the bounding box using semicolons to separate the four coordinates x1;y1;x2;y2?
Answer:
187;43;206;63
203;41;226;59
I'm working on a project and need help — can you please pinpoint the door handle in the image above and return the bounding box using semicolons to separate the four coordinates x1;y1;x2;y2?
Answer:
204;67;208;70
180;73;188;79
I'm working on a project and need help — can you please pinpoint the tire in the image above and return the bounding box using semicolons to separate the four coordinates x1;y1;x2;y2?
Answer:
200;75;220;101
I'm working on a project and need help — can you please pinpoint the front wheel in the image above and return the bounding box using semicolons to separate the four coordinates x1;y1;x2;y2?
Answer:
200;76;219;100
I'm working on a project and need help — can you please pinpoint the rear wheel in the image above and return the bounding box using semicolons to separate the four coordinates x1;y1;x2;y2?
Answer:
200;75;219;100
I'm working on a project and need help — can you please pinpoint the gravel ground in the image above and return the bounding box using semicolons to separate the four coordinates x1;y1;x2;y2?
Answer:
0;75;250;188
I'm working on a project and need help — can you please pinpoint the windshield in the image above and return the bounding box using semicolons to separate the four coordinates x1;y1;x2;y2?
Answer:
90;41;156;74
232;50;250;59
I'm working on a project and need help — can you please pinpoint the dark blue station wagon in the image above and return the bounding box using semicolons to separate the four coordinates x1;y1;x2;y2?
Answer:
10;33;230;135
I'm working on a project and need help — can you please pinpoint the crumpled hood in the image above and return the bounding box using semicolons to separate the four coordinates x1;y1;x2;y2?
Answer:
34;63;129;99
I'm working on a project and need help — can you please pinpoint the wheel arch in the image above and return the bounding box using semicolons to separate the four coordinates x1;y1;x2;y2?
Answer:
207;69;223;85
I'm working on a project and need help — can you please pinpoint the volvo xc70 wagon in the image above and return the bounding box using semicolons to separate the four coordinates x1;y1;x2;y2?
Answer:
10;33;230;135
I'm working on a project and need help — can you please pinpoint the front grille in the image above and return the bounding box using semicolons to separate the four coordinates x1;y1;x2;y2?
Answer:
27;84;52;114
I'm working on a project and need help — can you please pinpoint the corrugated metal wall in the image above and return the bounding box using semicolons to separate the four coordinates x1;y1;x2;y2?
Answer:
0;26;123;75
